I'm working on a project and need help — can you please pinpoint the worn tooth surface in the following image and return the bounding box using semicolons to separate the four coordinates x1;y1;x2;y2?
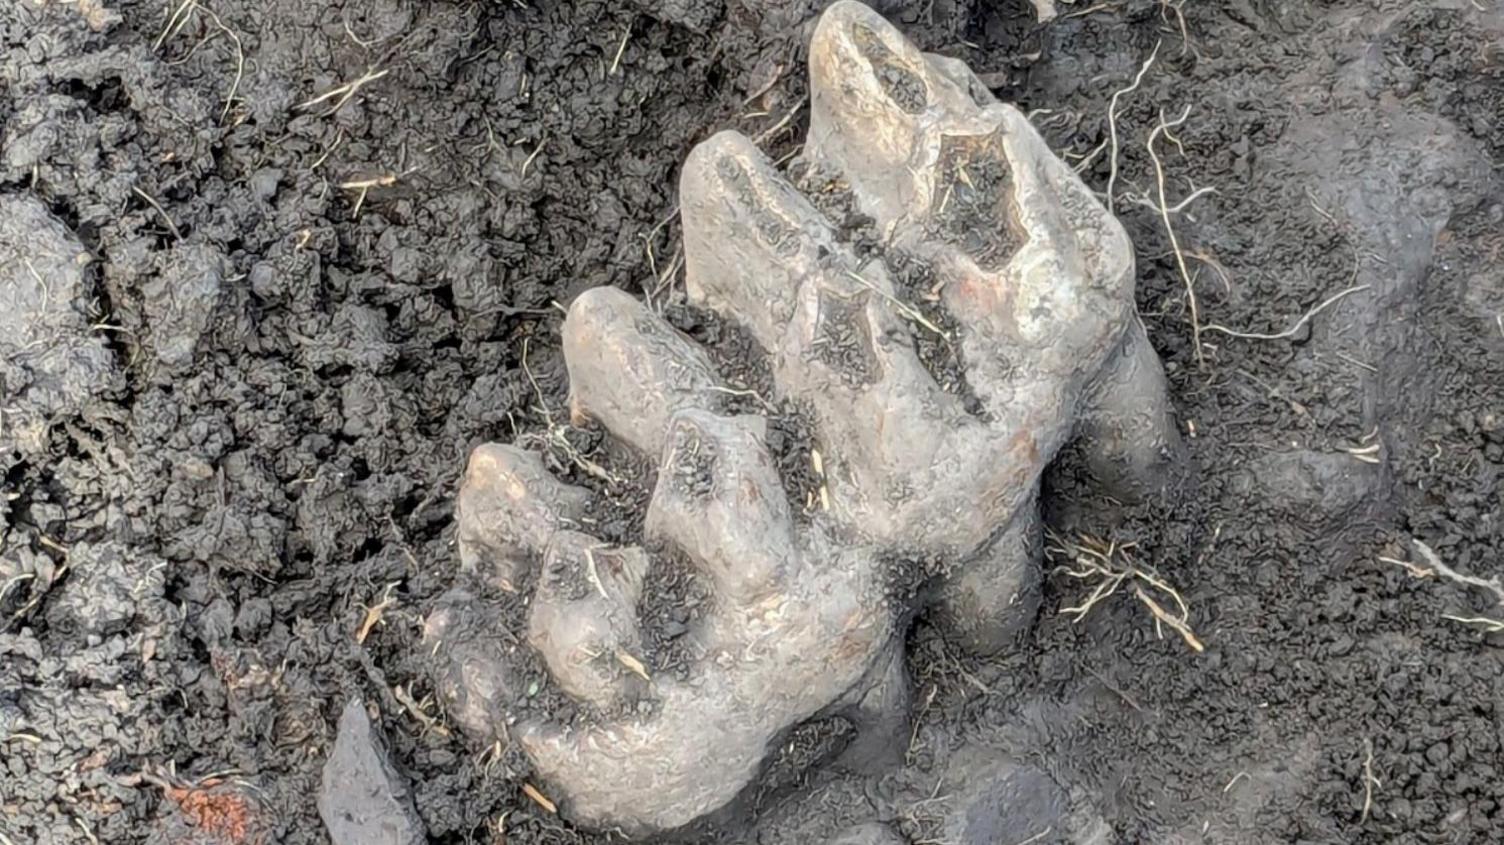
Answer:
681;129;838;352
528;531;649;708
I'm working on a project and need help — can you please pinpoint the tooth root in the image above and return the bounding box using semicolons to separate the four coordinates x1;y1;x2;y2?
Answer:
1073;320;1187;500
564;285;724;457
927;503;1043;656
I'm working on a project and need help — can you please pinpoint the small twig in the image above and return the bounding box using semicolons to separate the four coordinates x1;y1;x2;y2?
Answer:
1105;41;1160;213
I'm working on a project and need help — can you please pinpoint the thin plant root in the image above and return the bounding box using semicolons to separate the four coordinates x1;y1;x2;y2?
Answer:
1359;739;1380;823
1049;532;1204;653
1146;105;1205;368
1380;537;1504;634
1203;283;1371;341
516;336;621;485
1104;41;1160;214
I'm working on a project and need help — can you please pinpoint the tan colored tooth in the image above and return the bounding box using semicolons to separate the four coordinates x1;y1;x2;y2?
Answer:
434;3;1185;837
644;410;795;604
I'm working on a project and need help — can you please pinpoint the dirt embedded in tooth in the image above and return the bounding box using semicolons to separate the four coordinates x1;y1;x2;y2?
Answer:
666;421;719;498
880;249;989;419
851;23;929;114
931;132;1026;271
634;543;713;683
664;301;830;527
812;288;882;388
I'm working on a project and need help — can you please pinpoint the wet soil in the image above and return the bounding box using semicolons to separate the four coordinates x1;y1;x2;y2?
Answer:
2;1;1502;843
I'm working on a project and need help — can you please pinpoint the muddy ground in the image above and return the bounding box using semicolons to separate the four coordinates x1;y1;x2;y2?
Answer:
2;0;1502;842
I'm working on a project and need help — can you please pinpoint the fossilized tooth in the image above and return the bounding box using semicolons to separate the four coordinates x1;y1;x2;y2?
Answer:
680;128;1048;558
433;2;1185;838
562;285;725;456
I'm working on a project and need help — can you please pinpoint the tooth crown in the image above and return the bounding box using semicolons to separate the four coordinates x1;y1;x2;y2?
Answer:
433;1;1181;837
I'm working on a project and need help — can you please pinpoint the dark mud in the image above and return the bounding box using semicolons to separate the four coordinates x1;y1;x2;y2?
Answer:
1;1;1501;844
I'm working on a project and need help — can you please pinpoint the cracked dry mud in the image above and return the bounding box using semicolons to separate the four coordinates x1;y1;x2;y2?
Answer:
430;2;1181;836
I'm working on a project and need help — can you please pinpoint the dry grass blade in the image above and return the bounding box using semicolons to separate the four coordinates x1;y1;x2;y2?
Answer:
521;782;557;814
296;68;390;115
845;270;949;339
